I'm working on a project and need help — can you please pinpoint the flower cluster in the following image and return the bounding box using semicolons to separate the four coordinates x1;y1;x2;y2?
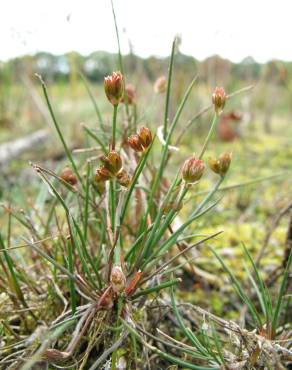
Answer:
182;156;205;184
110;265;126;294
128;127;153;152
208;152;232;177
104;71;124;106
60;167;77;186
212;87;227;116
95;150;131;188
121;83;136;105
154;75;167;94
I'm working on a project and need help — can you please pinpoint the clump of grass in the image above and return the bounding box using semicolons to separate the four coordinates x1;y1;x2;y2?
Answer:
0;10;291;370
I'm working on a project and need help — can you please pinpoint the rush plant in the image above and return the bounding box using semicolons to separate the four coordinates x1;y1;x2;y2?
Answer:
0;8;290;370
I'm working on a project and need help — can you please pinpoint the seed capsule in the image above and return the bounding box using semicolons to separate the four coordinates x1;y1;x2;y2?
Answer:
182;157;205;183
212;87;227;116
60;167;77;186
127;127;153;152
95;167;113;182
138;126;152;149
117;169;131;188
100;151;122;176
208;152;232;177
128;134;144;152
110;265;126;294
104;71;124;106
154;76;167;94
122;83;136;105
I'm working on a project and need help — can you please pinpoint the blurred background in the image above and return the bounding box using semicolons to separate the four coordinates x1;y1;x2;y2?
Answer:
0;0;291;282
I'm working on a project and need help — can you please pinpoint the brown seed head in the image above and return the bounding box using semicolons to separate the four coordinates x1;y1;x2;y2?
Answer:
128;127;152;152
95;167;113;182
212;87;227;116
104;71;124;106
128;134;144;152
208;157;221;175
60;167;77;186
101;150;122;175
122;83;136;105
110;265;126;293
208;152;232;177
182;157;205;183
154;76;167;94
138;126;152;149
117;169;131;188
219;152;232;176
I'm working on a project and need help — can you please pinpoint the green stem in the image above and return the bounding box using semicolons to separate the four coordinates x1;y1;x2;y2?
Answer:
199;114;218;159
123;320;217;370
114;240;121;265
79;71;103;128
189;172;286;200
83;161;90;243
151;76;198;201
191;177;224;218
132;278;181;300
142;184;188;261
110;180;116;231
112;105;118;150
271;247;292;338
143;178;224;269
111;296;124;368
82;124;107;154
36;74;83;187
125;225;153;262
170;284;211;357
109;104;120;266
120;143;153;224
139;172;181;261
110;104;118;263
111;0;130;121
65;224;77;315
0;233;28;309
142;199;220;270
163;38;176;138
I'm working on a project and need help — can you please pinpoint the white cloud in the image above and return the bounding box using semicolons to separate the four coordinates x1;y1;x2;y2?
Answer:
1;0;291;62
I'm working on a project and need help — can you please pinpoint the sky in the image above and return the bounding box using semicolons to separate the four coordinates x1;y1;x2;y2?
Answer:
1;0;292;63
